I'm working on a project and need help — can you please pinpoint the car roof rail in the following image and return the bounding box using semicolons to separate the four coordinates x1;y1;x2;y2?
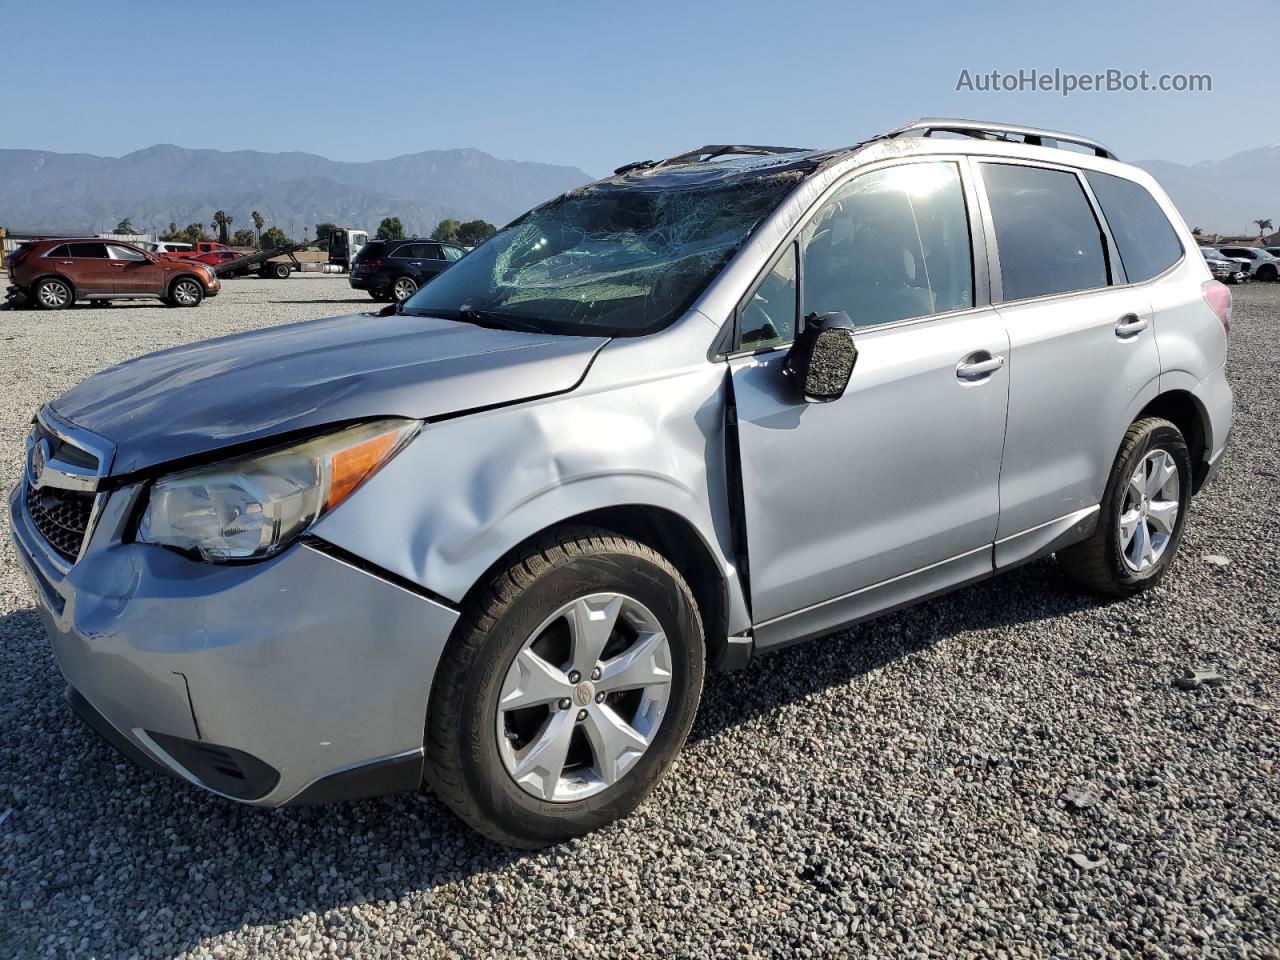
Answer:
613;144;810;176
881;117;1118;160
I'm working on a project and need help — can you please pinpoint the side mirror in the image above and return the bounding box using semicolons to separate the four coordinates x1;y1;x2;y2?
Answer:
783;312;858;403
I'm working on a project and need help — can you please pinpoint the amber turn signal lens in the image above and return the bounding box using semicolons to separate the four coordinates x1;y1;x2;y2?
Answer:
326;429;407;510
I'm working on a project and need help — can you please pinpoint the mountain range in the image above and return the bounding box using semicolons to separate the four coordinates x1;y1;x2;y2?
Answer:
0;145;593;238
0;141;1274;240
1135;145;1280;237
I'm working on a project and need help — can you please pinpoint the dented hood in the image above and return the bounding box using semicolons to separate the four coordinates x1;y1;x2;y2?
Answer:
50;311;606;475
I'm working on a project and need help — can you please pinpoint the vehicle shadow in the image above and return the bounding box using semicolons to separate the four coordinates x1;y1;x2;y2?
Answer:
267;299;378;306
0;557;1105;956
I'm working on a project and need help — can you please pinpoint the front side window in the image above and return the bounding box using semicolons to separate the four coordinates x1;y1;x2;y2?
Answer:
983;163;1108;300
442;244;465;261
404;169;803;336
1086;172;1182;283
423;243;445;260
801;161;973;329
107;244;146;261
67;242;108;259
740;244;798;350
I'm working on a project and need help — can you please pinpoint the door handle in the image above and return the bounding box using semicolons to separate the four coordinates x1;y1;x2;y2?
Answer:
1115;314;1148;337
956;353;1005;381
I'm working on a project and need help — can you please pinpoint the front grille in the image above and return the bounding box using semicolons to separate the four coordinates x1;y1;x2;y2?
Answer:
25;482;96;563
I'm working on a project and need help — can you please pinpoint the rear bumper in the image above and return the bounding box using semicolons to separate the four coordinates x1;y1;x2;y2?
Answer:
10;480;460;805
347;275;377;291
1192;364;1233;492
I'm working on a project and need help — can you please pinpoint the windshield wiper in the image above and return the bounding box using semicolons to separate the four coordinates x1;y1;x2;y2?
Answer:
450;308;546;334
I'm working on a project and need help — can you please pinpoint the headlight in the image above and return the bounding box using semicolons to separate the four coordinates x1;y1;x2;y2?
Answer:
138;419;419;561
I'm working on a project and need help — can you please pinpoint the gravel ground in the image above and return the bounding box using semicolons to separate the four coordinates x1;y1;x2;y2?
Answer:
0;277;1276;959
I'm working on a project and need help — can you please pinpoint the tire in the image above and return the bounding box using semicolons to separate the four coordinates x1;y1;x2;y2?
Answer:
271;262;290;279
1057;417;1192;596
391;276;417;302
425;528;705;848
166;276;204;308
1257;264;1278;282
32;277;73;310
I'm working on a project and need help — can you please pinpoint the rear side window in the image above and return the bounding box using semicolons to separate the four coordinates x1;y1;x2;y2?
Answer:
422;243;444;260
67;242;108;258
1086;172;1183;283
44;244;69;258
982;163;1108;301
389;243;420;259
354;241;387;261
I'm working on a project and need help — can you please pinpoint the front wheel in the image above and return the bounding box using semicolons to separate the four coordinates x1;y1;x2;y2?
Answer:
425;529;705;848
1057;417;1191;596
1257;263;1278;282
166;277;204;307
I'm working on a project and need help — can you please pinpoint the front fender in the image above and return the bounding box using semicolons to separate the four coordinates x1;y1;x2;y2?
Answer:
310;352;750;633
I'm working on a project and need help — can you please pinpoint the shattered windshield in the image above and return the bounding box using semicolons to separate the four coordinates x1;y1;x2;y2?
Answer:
402;169;804;336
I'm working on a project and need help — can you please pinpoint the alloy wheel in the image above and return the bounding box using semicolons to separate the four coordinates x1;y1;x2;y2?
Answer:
38;282;70;308
496;593;673;802
174;281;200;306
1119;449;1180;572
393;278;417;302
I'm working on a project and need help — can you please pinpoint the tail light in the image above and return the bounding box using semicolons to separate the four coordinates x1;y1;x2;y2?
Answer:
359;258;383;269
1202;280;1231;338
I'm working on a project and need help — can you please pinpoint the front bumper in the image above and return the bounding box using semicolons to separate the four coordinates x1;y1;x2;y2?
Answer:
9;479;459;805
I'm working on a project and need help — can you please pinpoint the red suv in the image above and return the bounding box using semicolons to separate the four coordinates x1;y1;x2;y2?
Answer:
5;238;221;309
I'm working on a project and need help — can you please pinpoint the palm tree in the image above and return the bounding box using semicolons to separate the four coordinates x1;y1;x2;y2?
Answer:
1255;218;1274;240
211;210;233;244
251;210;264;248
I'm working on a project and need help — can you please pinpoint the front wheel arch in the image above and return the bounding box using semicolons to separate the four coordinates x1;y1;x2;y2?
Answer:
459;505;731;674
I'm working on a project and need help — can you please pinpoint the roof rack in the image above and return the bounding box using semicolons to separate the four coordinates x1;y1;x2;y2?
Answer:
613;144;810;176
882;117;1117;160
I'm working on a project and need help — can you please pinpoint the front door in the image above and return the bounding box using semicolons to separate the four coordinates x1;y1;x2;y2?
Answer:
106;244;166;294
729;160;1009;648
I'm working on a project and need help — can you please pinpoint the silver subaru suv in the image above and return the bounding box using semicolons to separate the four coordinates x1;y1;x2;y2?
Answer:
10;119;1232;847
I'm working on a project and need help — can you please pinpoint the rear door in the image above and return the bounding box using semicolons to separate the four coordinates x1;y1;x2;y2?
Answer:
419;242;448;282
973;160;1161;561
729;159;1009;646
62;242;114;295
106;244;165;294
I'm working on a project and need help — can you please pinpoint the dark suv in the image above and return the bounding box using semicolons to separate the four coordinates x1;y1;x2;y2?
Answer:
348;238;467;302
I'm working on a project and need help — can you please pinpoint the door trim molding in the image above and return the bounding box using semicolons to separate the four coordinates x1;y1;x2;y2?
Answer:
993;505;1099;570
753;544;993;651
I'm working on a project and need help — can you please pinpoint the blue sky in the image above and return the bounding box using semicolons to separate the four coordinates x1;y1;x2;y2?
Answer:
0;0;1269;175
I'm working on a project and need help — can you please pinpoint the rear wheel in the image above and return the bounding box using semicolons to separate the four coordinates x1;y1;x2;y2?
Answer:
1057;417;1191;596
271;262;291;279
392;276;417;302
425;529;705;848
33;277;73;310
166;277;204;308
